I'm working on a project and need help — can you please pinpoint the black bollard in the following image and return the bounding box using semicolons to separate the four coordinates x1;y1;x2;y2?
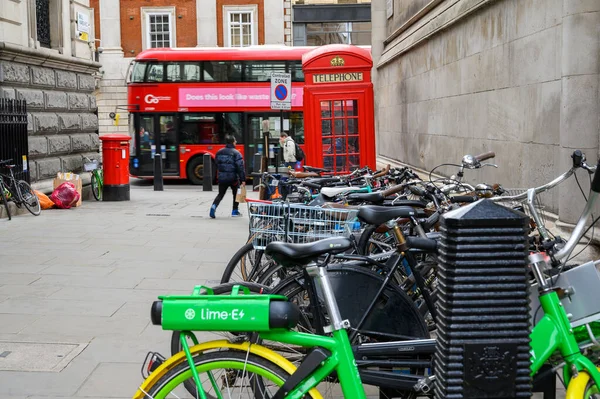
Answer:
434;200;531;399
253;153;262;190
202;153;212;191
153;153;163;191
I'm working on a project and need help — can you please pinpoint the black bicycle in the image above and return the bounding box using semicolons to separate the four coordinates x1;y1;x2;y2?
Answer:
0;159;41;220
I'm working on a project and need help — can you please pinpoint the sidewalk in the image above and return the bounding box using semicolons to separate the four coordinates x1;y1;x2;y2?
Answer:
0;180;251;398
0;179;561;398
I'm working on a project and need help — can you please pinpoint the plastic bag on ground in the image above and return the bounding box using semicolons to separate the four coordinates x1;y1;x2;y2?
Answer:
50;182;80;209
34;190;54;210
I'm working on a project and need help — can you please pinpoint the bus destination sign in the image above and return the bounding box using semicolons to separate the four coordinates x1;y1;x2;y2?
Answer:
312;72;364;84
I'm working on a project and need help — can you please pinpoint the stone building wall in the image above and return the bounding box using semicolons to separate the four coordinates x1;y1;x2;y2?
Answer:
0;54;100;192
371;0;600;224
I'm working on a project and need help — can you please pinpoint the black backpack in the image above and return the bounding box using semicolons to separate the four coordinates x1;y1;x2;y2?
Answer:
294;142;305;162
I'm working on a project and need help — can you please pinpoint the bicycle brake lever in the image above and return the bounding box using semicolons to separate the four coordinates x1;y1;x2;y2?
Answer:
481;163;499;168
581;162;597;173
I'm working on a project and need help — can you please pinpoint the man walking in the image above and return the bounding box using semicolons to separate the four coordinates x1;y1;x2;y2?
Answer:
210;135;246;218
280;131;297;169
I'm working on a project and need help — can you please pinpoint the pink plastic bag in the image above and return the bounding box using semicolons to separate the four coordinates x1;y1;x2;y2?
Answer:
50;182;81;209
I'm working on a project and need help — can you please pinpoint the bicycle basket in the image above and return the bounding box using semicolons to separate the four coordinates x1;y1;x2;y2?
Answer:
83;160;99;172
247;201;359;250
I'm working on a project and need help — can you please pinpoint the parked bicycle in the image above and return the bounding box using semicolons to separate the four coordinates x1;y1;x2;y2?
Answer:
83;156;103;201
150;150;600;399
0;159;41;220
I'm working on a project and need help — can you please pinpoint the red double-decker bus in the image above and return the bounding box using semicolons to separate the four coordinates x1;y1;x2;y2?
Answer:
126;46;314;184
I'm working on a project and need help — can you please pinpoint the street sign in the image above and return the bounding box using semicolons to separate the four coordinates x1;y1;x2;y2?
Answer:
270;72;291;110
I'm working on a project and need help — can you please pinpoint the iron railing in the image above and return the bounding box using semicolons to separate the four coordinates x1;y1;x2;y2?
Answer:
0;99;30;183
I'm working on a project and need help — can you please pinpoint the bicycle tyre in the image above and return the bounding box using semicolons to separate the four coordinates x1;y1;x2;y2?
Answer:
0;182;11;221
91;172;102;201
16;180;41;216
565;367;600;399
221;242;275;284
271;268;426;399
357;224;399;256
273;264;429;342
143;350;295;399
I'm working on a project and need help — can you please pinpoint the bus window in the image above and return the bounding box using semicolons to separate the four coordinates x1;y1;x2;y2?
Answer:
129;114;136;156
180;113;243;144
291;61;304;82
130;62;147;83
288;112;304;144
183;63;201;82
244;61;286;82
166;64;181;82
203;61;242;82
223;113;243;143
146;63;164;82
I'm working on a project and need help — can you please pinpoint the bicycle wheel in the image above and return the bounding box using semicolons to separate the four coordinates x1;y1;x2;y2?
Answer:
91;172;102;201
271;268;426;399
358;224;400;256
0;183;11;220
221;243;276;284
143;350;293;399
566;367;600;399
16;180;41;216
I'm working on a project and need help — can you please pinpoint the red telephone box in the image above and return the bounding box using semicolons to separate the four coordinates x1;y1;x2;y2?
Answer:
302;45;375;174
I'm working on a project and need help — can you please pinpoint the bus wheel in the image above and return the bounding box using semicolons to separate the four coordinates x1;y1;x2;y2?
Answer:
187;156;214;185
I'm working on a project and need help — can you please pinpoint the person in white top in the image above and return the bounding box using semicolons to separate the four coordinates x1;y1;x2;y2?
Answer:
279;132;297;169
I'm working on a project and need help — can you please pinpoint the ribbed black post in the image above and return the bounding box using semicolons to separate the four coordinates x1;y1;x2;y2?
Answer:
202;153;212;191
153;154;163;191
434;200;531;399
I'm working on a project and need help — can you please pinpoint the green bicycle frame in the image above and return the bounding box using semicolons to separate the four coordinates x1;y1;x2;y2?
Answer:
259;329;366;399
177;328;366;399
530;290;600;386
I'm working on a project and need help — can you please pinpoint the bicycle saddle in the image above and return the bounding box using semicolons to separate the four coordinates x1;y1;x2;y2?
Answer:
303;165;330;173
347;192;385;204
265;237;353;268
0;159;15;168
321;186;363;198
289;171;320;179
357;205;425;225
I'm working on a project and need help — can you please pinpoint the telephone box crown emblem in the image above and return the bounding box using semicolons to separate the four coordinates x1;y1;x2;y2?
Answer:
330;56;345;67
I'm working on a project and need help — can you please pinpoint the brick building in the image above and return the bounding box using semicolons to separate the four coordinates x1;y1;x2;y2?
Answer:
0;0;100;193
91;0;290;136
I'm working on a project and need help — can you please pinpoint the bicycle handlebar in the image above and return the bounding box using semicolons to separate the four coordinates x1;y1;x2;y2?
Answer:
474;151;495;162
450;195;479;204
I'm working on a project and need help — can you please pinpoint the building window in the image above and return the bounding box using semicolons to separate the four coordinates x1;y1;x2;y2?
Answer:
142;7;176;50
36;0;51;48
304;22;371;46
223;6;258;47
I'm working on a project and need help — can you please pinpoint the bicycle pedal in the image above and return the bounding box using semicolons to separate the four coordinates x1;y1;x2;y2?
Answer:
141;351;165;378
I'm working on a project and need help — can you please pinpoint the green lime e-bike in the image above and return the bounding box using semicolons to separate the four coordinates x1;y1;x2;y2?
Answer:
134;238;368;399
134;151;600;399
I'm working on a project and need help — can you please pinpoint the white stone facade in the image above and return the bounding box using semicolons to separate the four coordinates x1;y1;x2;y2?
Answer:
0;0;101;192
372;0;600;225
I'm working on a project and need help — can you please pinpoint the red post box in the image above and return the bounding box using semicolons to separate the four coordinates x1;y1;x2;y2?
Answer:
100;134;132;201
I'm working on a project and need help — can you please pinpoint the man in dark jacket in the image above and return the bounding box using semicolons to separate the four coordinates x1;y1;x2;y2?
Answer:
210;135;246;218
